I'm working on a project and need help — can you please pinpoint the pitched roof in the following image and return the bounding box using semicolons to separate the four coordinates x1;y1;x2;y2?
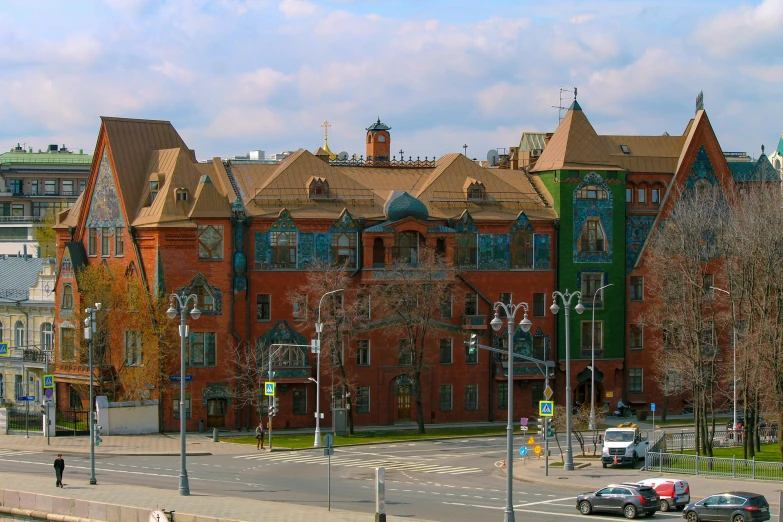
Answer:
729;154;781;183
518;132;548;152
189;175;232;218
530;102;618;172
55;191;85;229
0;257;52;293
100;117;193;223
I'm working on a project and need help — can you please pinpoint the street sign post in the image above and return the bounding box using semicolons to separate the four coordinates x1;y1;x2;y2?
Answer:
324;434;334;511
168;375;193;383
534;445;542;455
16;396;35;401
520;426;528;431
519;446;528;457
264;382;276;396
539;400;554;417
45;388;53;399
375;467;386;522
0;342;8;356
651;403;656;442
543;385;553;400
527;436;535;445
43;375;54;389
520;417;528;426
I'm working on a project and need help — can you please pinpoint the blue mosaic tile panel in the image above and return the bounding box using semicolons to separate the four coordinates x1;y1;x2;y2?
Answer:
685;146;718;191
86;148;125;229
298;232;314;268
625;215;656;273
478;234;509;270
510;211;535;232
269;209;298;232
453;210;477;232
331;210;360;232
534;233;551;270
315;232;332;263
254;232;269;270
573;172;613;263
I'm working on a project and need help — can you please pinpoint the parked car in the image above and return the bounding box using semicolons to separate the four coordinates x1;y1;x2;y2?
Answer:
682;492;770;522
637;478;690;512
576;483;660;519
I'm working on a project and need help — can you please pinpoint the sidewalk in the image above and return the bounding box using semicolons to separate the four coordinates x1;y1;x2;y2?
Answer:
512;455;783;506
0;471;434;522
0;433;251;456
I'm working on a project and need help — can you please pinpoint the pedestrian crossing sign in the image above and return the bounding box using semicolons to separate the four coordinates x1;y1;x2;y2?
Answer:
43;375;54;389
539;400;554;417
264;381;276;396
0;342;8;356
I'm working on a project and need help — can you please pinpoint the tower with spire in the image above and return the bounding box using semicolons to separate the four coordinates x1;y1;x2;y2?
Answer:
366;117;391;162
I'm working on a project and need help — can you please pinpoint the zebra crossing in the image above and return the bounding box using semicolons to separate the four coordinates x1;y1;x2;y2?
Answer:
233;451;482;475
0;449;39;457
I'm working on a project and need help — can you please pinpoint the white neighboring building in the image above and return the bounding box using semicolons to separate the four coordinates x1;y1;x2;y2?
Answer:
768;133;783;177
0;256;56;413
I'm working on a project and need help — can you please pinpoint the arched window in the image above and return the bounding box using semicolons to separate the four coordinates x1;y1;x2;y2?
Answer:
14;320;24;348
395;231;420;265
372;238;385;268
175;188;189;201
511;231;534;269
194;284;214;312
270;231;297;268
61;257;73;273
308;179;329;199
331;232;356;267
577;185;608;200
61;284;74;309
579;217;607;252
377;134;386;143
41;323;53;351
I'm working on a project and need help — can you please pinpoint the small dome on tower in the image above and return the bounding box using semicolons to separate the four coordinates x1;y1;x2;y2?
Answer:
384;191;428;222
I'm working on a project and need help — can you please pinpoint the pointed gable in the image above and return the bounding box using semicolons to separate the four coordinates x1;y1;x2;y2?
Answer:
189;175;232;218
530;101;619;173
86;148;125;229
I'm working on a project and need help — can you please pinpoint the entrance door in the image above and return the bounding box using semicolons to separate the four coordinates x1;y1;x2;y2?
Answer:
207;398;227;428
576;382;601;407
397;385;411;421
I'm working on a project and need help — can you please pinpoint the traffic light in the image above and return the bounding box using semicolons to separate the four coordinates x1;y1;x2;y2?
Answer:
468;334;478;354
94;424;103;446
268;398;278;417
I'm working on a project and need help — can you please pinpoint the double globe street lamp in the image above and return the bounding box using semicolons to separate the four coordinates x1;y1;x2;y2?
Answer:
550;290;584;472
166;294;201;496
490;300;532;522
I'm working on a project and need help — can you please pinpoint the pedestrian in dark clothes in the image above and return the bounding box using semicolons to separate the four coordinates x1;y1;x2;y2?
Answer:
54;454;65;487
256;421;265;450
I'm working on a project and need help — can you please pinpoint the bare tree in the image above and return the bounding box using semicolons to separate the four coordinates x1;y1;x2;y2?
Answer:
369;248;458;434
643;183;731;457
290;260;364;435
223;339;268;428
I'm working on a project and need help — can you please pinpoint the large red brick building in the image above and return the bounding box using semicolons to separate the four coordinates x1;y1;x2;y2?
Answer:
53;117;559;431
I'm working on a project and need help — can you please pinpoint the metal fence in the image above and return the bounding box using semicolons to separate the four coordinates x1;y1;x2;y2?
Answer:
646;451;783;481
8;411;42;432
655;427;778;452
55;409;89;436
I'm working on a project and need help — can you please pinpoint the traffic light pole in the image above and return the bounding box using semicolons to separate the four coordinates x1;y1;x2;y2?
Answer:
84;304;100;486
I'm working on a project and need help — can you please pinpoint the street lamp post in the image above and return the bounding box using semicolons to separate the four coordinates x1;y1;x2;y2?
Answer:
83;303;101;485
589;284;612;432
314;289;343;448
490;300;533;522
550;290;584;471
712;286;737;434
166;294;201;496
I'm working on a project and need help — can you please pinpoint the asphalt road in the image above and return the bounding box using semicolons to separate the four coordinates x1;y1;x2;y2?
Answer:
0;438;699;522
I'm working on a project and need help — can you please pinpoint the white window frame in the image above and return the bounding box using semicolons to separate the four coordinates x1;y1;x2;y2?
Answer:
439;384;453;412
439;338;453;365
356;386;371;413
357;340;370;366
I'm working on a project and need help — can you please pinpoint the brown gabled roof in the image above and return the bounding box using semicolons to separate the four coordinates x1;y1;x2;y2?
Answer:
55;191;85;229
603;134;686;174
189;175;232;218
101;117;193;220
530;101;620;172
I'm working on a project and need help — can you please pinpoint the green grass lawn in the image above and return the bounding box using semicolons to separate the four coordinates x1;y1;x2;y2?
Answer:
676;443;782;462
225;425;515;449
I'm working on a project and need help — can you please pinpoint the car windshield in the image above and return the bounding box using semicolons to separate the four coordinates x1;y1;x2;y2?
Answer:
605;430;634;442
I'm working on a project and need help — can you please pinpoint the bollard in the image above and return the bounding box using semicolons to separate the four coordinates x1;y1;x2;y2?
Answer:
213;427;219;442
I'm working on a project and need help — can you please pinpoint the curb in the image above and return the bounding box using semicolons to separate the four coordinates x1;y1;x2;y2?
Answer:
32;449;213;457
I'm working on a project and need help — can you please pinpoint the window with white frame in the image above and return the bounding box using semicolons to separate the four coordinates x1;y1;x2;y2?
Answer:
439;384;452;411
14;320;24;348
630;324;643;350
357;340;370;366
124;331;142;366
187;332;216;367
173;392;192;420
629;368;643;393
581;321;603;356
630;276;644;301
439;338;452;364
581;272;605;305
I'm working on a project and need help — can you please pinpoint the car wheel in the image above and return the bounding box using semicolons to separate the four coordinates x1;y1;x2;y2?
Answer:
731;515;745;522
624;504;638;519
579;501;592;515
685;511;698;522
659;499;669;512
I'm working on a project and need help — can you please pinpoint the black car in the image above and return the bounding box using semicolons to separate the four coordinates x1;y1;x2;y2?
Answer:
577;483;660;519
682;492;770;522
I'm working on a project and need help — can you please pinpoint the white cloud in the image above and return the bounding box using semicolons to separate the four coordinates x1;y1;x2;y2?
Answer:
279;0;316;18
693;0;783;57
569;13;595;24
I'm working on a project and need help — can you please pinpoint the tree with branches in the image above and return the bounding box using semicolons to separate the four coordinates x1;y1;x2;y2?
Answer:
369;248;458;434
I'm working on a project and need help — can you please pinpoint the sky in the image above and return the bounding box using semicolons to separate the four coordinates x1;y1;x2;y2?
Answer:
0;0;781;162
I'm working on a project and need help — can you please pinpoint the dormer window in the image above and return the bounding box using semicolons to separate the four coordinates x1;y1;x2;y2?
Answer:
465;179;486;201
577;185;608;200
149;180;160;205
308;178;330;199
620;145;631;155
175;188;189;201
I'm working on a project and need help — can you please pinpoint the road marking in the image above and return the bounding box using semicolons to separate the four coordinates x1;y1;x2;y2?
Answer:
0;450;39;457
515;496;574;508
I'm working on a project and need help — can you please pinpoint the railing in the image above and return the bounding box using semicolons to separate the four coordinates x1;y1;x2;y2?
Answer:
0;215;42;223
657;427;778;452
23;348;52;363
462;314;487;329
8;411;43;432
645;451;783;481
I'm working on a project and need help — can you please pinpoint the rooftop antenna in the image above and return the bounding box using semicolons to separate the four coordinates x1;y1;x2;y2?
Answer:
547;86;577;124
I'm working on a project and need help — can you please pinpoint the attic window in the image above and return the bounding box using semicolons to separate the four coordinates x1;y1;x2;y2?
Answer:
175;188;189;201
467;182;486;201
308;178;330;199
620;145;631;155
149;181;160;205
577;185;608;200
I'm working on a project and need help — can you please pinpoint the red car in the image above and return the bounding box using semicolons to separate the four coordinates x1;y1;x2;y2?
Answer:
636;478;690;512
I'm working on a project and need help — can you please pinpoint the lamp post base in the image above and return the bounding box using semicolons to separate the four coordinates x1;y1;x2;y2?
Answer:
89;478;97;485
179;476;190;496
504;509;516;522
314;426;321;448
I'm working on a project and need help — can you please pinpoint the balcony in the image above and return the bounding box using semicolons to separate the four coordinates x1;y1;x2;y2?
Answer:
462;314;487;330
23;349;52;364
0;215;42;224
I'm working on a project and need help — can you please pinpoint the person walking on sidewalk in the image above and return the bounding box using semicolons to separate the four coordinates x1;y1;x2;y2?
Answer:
54;454;65;487
256;421;265;450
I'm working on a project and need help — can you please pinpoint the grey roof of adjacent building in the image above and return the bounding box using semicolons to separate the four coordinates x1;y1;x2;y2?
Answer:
0;257;52;301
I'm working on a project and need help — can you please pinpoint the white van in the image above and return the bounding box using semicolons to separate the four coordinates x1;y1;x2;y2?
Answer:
636;478;690;512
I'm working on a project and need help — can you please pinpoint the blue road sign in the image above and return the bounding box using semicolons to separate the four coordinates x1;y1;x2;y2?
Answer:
16;396;35;401
168;375;193;382
519;446;528;456
43;375;54;388
0;342;8;356
651;403;656;412
264;382;276;396
539;401;554;417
